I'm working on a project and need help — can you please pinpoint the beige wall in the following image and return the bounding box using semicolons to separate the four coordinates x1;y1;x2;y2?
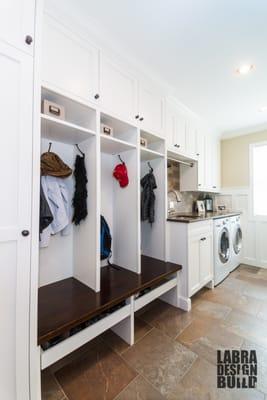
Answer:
221;129;267;188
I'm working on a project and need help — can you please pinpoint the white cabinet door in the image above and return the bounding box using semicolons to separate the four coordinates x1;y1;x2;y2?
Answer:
196;132;206;190
0;0;35;55
42;18;99;104
188;235;200;296
138;84;164;135
199;232;213;283
0;42;33;400
211;138;220;192
175;107;187;153
100;56;137;122
165;99;176;148
185;117;197;157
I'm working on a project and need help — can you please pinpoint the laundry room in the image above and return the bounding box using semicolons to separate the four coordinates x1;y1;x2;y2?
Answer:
1;1;267;399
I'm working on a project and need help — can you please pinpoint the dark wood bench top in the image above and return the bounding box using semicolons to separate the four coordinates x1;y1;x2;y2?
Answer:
38;255;182;345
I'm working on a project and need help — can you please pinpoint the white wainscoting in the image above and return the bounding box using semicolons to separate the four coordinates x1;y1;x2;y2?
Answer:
219;187;267;269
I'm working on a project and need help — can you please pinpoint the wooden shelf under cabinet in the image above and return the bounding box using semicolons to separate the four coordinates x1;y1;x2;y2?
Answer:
38;255;181;345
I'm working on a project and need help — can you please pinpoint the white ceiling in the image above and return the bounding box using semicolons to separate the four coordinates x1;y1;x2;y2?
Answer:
47;0;267;136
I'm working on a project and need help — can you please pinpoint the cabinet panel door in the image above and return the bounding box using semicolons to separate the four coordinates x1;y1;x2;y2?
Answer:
165;99;176;147
100;56;137;122
138;84;164;135
188;236;200;295
175;108;187;153
0;0;35;55
0;43;33;399
211;138;220;192
196;132;206;190
199;233;213;283
42;19;99;103
186;117;197;157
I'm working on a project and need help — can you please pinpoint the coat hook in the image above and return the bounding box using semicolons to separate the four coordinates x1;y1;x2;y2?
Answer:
75;144;85;157
118;154;125;164
48;142;52;152
147;161;153;172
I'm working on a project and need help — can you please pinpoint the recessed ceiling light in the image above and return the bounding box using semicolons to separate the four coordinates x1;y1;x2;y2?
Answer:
236;64;254;75
259;106;267;112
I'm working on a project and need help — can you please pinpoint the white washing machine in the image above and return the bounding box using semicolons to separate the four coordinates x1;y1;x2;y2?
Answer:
229;215;242;272
213;217;232;285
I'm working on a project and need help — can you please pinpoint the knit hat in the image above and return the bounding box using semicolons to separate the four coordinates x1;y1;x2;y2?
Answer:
113;162;129;188
41;152;72;178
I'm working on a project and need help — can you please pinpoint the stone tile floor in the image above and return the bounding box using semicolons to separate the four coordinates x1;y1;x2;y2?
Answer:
42;264;267;399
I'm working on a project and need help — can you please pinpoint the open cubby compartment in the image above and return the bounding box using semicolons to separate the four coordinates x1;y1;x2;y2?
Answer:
140;155;166;261
39;134;99;291
100;112;138;145
41;298;133;369
100;142;139;273
41;86;97;137
140;129;165;155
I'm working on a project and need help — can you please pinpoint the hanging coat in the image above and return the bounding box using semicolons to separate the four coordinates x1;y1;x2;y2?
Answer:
40;176;72;247
39;183;53;234
141;172;157;224
72;155;88;225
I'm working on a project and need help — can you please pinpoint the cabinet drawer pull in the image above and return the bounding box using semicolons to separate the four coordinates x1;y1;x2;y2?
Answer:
212;186;217;189
139;117;144;121
174;144;180;148
94;94;100;100
135;115;140;119
196;153;200;156
200;237;206;241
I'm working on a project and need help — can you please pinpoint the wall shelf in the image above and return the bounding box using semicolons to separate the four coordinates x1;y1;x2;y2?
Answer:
140;147;165;161
100;134;136;154
41;114;96;145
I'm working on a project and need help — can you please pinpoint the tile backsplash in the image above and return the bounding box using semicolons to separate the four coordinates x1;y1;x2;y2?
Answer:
167;160;215;213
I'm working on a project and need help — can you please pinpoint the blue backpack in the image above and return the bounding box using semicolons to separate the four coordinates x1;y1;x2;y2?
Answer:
100;215;112;261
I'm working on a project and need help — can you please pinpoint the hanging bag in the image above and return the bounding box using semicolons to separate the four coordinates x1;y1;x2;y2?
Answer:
100;215;112;262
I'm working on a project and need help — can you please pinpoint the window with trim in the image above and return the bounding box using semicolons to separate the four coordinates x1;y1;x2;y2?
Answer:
250;141;267;217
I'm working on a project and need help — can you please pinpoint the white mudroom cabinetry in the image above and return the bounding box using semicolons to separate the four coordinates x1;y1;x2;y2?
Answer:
0;21;35;400
0;0;35;55
99;55;138;123
167;220;214;310
137;83;165;136
42;15;100;104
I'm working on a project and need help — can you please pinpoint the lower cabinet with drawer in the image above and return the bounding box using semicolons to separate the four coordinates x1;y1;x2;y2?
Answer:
167;220;214;311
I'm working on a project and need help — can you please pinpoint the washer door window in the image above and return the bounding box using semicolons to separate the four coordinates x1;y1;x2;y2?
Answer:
219;228;230;263
234;226;242;255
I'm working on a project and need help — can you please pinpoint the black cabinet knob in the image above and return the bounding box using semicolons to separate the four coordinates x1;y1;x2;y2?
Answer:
174;144;180;148
213;186;217;189
139;117;144;121
135;115;140;119
200;237;206;241
94;94;100;100
22;230;30;237
196;153;200;156
25;35;33;45
198;183;202;186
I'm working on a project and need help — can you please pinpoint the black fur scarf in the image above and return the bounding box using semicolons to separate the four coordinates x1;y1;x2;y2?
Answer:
72;155;88;225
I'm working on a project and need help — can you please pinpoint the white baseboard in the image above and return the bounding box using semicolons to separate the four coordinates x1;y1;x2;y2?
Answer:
178;296;191;312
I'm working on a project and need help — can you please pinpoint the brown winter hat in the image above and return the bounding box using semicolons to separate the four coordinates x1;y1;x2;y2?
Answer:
41;152;72;177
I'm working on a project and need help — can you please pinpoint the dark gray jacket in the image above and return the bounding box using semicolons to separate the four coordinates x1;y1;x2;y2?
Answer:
141;172;157;224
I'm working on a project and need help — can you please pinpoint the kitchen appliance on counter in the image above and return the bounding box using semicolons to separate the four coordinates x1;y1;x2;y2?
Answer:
204;195;213;212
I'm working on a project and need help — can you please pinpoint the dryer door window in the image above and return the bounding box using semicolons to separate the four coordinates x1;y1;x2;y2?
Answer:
219;228;230;264
234;227;242;255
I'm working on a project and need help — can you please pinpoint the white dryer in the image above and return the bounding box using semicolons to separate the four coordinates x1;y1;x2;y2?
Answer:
213;217;231;285
229;215;242;272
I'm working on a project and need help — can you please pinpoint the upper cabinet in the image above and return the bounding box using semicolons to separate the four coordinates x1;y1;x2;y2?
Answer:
0;0;35;55
165;98;197;158
42;18;100;104
99;56;137;123
137;83;164;136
